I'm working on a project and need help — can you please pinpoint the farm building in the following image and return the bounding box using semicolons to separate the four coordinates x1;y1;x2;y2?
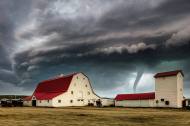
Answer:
101;98;115;107
23;72;100;107
115;70;185;108
184;99;190;107
115;92;155;107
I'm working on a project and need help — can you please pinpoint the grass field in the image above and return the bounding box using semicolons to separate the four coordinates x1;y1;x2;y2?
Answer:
0;107;190;126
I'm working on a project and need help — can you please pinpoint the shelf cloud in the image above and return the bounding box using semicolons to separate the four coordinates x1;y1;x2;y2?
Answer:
0;0;190;97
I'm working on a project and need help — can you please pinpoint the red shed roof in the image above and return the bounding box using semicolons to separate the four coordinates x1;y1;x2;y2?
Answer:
154;70;184;78
23;96;32;101
31;73;77;100
115;92;155;101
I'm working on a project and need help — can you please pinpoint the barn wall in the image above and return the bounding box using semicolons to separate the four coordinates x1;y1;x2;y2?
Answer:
155;73;183;108
36;100;53;107
177;73;184;108
52;73;100;107
115;99;155;107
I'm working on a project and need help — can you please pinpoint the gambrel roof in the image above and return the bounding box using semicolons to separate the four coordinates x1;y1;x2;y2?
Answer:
24;73;77;100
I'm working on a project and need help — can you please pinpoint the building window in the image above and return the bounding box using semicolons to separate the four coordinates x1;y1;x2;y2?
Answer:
77;76;78;79
88;91;90;95
58;100;61;103
83;78;85;80
188;100;190;106
165;101;169;105
39;100;42;103
47;100;49;103
161;99;164;102
156;100;159;104
71;91;74;94
180;88;182;91
85;84;87;87
70;100;73;103
77;99;80;101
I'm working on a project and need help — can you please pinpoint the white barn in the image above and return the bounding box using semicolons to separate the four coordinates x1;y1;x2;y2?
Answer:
23;72;100;107
115;70;184;108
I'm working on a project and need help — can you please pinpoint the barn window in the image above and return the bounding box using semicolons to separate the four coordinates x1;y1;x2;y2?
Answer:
58;100;61;103
77;76;78;79
165;101;169;105
180;88;182;91
39;100;42;103
71;91;74;94
70;100;73;103
47;100;49;103
156;100;159;104
83;78;85;80
81;99;84;101
77;99;80;101
88;91;90;95
161;99;164;102
85;84;87;87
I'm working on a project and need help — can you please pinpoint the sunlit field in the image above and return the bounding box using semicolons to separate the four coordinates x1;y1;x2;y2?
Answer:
0;107;190;126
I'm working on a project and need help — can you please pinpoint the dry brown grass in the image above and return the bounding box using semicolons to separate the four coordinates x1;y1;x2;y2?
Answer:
0;107;190;126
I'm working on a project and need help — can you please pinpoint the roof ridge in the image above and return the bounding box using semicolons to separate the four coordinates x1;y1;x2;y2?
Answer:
117;92;155;95
40;72;78;83
156;70;182;74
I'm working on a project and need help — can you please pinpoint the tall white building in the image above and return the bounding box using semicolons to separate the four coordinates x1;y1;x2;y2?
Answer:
115;70;184;108
154;70;184;108
24;72;100;107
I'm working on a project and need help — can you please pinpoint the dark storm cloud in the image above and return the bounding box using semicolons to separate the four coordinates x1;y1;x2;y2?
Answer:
0;0;53;92
13;40;190;92
13;0;190;92
0;0;190;96
99;0;190;31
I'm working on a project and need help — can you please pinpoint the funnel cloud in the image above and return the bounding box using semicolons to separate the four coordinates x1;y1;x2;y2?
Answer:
133;70;144;93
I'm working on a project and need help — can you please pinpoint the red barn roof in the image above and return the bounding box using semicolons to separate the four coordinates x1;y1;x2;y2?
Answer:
30;73;77;100
154;70;184;78
115;92;155;101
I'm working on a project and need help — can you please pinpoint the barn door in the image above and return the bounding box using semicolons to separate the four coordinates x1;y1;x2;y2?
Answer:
79;91;84;105
32;100;36;107
79;91;83;99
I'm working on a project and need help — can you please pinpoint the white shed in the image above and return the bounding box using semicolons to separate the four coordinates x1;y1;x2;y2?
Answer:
101;98;115;107
115;92;155;107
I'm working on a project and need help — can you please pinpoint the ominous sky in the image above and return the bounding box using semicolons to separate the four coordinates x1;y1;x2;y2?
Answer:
0;0;190;97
